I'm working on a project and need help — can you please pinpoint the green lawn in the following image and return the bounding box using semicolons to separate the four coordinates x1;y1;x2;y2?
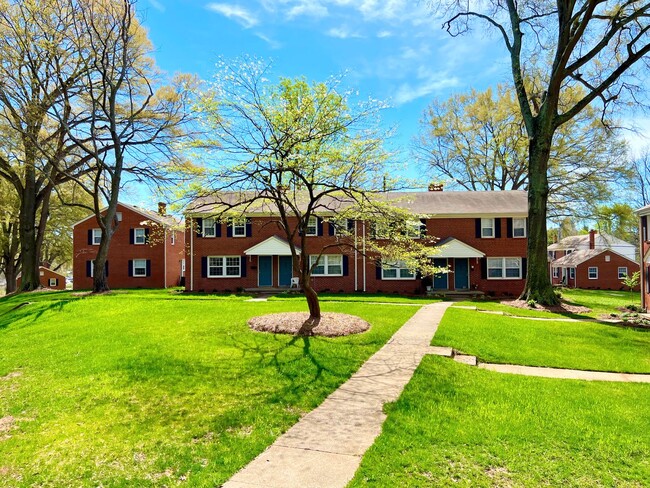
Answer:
268;292;439;304
349;356;650;487
433;307;650;373
0;289;417;487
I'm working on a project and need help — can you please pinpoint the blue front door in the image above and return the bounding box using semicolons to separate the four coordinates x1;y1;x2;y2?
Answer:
258;256;273;287
454;258;469;290
433;258;448;289
279;256;293;287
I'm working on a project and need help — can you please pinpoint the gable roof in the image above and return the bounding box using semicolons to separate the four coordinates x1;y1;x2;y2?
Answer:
244;235;302;256
16;266;65;279
187;190;528;218
73;202;180;228
551;248;638;267
428;237;485;258
548;232;634;252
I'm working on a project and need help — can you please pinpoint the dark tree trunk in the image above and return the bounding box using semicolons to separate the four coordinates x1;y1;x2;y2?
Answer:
18;166;40;291
520;133;559;305
4;262;18;294
92;204;118;294
304;282;321;320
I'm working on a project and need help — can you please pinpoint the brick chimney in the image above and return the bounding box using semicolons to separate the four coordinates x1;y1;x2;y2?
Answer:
428;183;444;192
158;202;167;216
589;229;596;249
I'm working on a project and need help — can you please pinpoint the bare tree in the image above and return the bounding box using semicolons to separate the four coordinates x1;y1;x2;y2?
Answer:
436;0;650;304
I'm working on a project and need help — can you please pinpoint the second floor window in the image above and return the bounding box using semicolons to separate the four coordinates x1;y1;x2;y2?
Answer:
513;218;526;238
232;220;246;237
306;216;318;236
203;218;216;237
134;228;146;245
92;228;102;245
481;218;494;238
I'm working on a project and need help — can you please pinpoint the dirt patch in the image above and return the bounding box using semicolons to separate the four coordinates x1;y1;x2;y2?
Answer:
248;312;370;337
0;371;22;381
0;416;15;434
502;299;591;314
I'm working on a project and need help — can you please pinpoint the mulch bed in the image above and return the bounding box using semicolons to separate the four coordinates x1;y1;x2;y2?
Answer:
502;299;591;314
248;312;370;337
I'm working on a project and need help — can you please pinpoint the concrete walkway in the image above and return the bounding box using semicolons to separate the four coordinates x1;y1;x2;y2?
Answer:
479;363;650;383
223;302;453;488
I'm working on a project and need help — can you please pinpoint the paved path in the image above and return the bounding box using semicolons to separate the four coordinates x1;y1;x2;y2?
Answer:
479;363;650;383
223;302;453;488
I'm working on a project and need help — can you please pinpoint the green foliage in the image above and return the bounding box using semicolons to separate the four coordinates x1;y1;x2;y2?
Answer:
350;357;650;487
621;271;641;292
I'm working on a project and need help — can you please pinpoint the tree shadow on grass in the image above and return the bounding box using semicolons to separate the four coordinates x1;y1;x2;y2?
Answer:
0;298;75;330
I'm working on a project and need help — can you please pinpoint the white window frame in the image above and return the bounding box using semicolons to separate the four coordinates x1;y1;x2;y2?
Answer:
309;255;343;276
513;218;526;238
48;278;57;287
202;218;216;238
487;257;522;280
569;268;575;280
207;256;241;278
481;218;495;238
171;231;176;245
133;259;147;277
232;219;246;237
552;267;559;278
89;259;95;278
405;220;423;239
306;216;318;236
116;212;123;222
618;267;628;279
332;218;351;235
92;228;102;245
134;228;146;245
588;267;598;280
382;260;416;280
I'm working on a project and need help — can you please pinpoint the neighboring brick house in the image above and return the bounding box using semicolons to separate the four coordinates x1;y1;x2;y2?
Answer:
73;203;185;290
185;190;529;296
16;266;66;290
549;230;640;290
636;205;650;308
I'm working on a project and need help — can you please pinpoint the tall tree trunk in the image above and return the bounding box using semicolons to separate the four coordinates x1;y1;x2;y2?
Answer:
304;282;321;320
4;261;18;294
92;233;112;293
18;165;40;291
520;134;559;305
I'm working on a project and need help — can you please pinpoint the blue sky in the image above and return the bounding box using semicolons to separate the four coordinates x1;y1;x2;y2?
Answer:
138;0;511;178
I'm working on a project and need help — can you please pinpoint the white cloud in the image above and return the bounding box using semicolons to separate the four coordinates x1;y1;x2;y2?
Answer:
393;71;460;105
255;32;282;49
148;0;166;13
377;30;393;38
326;26;363;39
287;2;328;19
206;3;259;28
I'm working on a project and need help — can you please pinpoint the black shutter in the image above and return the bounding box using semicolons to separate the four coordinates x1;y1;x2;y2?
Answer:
215;222;222;237
201;257;207;278
146;260;151;277
495;218;502;238
105;261;109;277
129;229;134;244
420;219;427;238
475;218;481;238
522;257;527;278
87;229;93;245
196;218;203;237
227;224;232;237
328;221;335;236
507;218;513;238
241;256;247;277
481;258;487;279
347;219;355;232
145;228;150;243
246;218;252;237
376;261;382;280
317;217;324;236
342;255;349;276
86;260;92;277
54;278;59;286
128;260;133;277
643;216;648;242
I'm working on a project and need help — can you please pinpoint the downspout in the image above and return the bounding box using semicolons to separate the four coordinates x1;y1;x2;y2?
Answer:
164;228;168;288
354;220;358;291
362;221;366;292
190;218;194;292
640;217;646;309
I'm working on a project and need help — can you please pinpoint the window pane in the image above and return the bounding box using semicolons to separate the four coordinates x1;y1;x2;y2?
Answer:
488;268;503;278
400;268;415;278
383;268;397;279
505;268;520;278
487;258;502;268
505;258;520;268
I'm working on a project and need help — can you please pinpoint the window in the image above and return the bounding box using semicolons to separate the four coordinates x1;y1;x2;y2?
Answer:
202;218;216;237
618;267;628;279
89;260;95;277
134;228;146;245
404;221;424;239
208;256;241;278
92;228;102;245
332;218;351;235
487;257;522;279
552;267;559;278
605;255;611;262
171;231;176;245
116;212;123;222
232;219;246;237
133;259;147;277
588;267;598;279
513;218;526;238
481;218;494;238
382;260;415;280
309;255;343;276
569;268;575;279
306;216;318;236
566;249;573;255
49;278;57;287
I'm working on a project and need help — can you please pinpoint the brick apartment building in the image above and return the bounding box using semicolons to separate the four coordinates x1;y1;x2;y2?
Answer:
637;206;650;308
184;190;529;296
73;203;185;290
549;230;639;290
16;266;66;290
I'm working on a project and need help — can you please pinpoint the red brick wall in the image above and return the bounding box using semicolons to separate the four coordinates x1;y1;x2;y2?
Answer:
574;253;640;291
186;216;528;296
17;267;66;290
73;204;183;290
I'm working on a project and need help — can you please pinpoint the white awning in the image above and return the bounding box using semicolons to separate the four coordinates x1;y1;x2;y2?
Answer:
244;235;301;256
429;237;485;259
